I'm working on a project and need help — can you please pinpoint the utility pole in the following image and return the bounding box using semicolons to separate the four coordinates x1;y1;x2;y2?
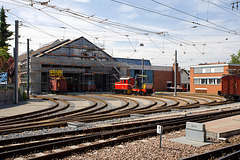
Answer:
14;20;19;104
142;58;144;88
174;50;177;96
27;39;30;99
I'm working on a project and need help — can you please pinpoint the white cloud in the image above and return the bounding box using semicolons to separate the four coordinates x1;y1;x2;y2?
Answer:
2;0;239;69
121;13;138;20
73;0;91;3
118;5;135;13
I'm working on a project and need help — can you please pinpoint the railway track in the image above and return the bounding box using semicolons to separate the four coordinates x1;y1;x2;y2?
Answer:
0;107;239;159
180;143;240;160
0;93;231;135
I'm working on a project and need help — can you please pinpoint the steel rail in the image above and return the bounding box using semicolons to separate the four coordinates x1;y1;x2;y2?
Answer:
12;109;240;159
0;94;232;135
0;99;69;126
0;96;100;131
0;96;59;123
218;150;240;160
180;143;240;160
0;107;239;145
0;95;128;134
0;108;240;159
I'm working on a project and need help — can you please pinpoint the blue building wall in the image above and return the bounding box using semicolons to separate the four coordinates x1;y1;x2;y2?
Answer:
115;58;151;66
130;69;153;83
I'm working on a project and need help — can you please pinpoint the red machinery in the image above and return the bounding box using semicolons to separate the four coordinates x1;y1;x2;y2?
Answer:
49;70;67;94
115;74;153;95
221;74;240;100
115;77;135;94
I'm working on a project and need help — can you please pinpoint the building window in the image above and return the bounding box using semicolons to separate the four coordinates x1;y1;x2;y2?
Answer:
194;67;224;74
201;79;206;84
194;77;221;85
194;68;202;73
209;79;214;84
202;68;210;73
215;67;224;73
210;68;215;73
194;79;200;84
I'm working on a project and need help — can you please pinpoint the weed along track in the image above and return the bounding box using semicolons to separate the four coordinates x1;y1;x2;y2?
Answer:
0;93;238;159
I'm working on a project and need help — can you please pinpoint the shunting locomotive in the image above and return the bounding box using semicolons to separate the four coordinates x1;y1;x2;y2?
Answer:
115;74;153;95
49;70;67;94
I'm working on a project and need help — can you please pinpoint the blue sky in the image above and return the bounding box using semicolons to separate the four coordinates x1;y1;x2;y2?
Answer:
1;0;240;69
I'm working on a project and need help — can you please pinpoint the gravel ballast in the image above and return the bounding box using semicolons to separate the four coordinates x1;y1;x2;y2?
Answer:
63;130;240;160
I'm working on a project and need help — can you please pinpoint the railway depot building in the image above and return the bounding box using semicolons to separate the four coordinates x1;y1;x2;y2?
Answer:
18;37;181;94
18;37;127;94
190;62;240;94
115;58;181;91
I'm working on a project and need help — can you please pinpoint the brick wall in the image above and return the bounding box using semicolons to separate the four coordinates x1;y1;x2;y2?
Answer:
154;68;181;91
190;64;240;94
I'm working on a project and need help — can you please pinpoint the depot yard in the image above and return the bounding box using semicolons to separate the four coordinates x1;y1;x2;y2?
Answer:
0;93;239;160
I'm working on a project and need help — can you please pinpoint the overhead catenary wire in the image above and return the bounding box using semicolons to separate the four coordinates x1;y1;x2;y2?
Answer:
20;0;171;55
111;0;238;35
125;35;137;55
202;0;240;18
151;0;235;33
10;0;236;48
7;10;58;38
7;0;171;55
27;0;166;35
146;34;164;53
3;0;238;63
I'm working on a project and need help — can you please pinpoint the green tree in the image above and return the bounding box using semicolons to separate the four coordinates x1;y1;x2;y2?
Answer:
0;46;10;60
230;50;240;64
0;6;13;48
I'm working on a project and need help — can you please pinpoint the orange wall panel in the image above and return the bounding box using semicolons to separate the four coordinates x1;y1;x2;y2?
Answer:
190;65;240;94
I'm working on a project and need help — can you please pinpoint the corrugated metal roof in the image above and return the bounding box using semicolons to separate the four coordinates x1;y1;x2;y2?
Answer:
18;39;69;62
114;58;151;66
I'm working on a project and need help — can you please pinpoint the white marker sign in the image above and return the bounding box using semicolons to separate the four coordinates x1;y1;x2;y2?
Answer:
157;125;163;148
157;125;163;134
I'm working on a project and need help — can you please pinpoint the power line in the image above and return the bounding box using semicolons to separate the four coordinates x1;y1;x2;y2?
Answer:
151;0;235;33
7;10;57;38
4;0;238;62
111;0;237;35
202;0;240;18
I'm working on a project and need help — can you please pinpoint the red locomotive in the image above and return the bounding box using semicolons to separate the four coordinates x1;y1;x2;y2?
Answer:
115;74;153;95
49;70;67;94
221;74;240;100
49;78;67;94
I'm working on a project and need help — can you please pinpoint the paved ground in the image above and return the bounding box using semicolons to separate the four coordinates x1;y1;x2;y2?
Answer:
0;98;52;117
205;114;240;139
1;94;240;138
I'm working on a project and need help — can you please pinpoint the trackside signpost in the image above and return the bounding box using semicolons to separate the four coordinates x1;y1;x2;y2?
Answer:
157;125;163;148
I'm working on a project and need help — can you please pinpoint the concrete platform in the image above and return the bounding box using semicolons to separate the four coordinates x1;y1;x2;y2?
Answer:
170;137;213;147
205;115;240;139
0;98;52;117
